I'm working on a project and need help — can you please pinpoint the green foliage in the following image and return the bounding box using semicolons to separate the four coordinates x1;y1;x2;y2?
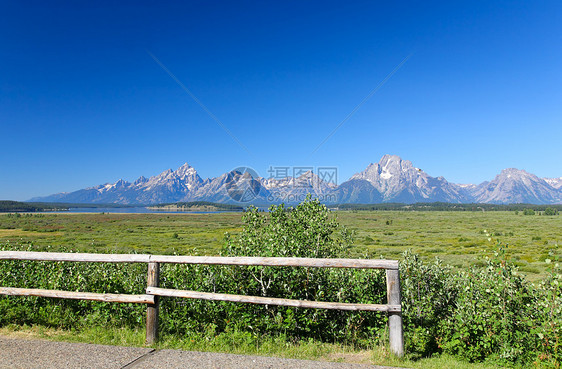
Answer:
398;242;561;366
0;201;143;212
524;209;535;216
213;198;386;344
400;251;456;359
545;207;559;216
223;199;352;258
438;244;535;364
0;212;245;255
0;245;146;329
533;255;562;365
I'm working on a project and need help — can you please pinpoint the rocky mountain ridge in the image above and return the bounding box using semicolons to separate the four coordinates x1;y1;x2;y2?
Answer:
30;155;562;205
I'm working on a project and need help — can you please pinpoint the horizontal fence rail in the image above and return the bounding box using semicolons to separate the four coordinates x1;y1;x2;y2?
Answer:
0;287;155;304
0;251;404;356
147;287;402;312
0;251;152;263
0;251;399;269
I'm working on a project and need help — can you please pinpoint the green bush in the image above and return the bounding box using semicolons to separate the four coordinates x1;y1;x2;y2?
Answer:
545;207;559;216
400;251;456;359
533;257;562;365
438;252;535;363
524;209;535;216
0;246;146;329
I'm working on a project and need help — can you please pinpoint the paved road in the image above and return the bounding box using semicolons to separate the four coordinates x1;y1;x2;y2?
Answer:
0;336;401;369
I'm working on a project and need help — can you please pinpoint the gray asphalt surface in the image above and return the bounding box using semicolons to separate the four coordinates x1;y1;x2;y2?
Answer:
0;336;399;369
0;336;151;368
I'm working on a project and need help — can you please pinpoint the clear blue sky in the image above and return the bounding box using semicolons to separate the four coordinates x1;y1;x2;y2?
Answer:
1;1;561;201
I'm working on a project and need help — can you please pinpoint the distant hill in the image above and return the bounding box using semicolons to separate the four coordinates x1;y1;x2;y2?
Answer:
30;155;562;205
149;201;244;212
0;200;69;212
331;202;562;212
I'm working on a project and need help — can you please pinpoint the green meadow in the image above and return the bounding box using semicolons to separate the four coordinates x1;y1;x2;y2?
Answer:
0;210;559;280
338;210;561;280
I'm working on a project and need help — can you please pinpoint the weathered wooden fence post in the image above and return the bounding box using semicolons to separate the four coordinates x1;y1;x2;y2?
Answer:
146;261;160;344
386;268;404;357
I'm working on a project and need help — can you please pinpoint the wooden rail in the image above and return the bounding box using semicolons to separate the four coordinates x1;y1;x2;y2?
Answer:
0;287;155;304
0;251;404;356
0;251;399;269
147;287;401;312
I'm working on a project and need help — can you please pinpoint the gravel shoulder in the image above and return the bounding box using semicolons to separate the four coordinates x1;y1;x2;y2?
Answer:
0;335;403;369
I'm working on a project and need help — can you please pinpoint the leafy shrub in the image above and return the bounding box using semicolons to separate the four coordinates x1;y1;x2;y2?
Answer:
0;245;146;329
545;208;559;216
400;251;456;359
438;249;535;364
532;256;562;365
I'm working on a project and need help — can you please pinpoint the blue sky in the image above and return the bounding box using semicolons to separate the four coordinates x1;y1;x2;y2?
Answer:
1;1;561;201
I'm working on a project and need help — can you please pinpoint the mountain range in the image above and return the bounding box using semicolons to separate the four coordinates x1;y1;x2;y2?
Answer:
30;155;562;205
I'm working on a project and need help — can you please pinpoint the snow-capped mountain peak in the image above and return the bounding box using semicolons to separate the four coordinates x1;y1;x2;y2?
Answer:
544;177;562;190
471;168;560;204
29;155;562;205
175;163;197;177
347;155;469;203
134;176;148;186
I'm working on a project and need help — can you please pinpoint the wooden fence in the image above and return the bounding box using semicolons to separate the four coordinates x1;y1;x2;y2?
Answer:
0;251;404;356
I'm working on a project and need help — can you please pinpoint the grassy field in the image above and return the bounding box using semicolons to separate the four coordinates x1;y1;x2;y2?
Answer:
0;210;559;280
338;210;561;280
0;212;243;255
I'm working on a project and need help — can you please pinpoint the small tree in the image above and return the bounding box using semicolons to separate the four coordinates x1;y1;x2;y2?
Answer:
544;207;559;216
222;196;354;298
223;195;352;258
523;209;535;216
